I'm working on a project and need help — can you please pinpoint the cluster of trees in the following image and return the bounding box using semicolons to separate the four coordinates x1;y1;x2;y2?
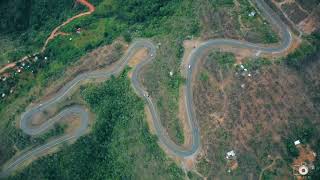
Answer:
0;0;81;33
0;127;30;165
209;0;234;8
0;118;66;166
284;32;320;70
214;52;236;69
281;116;320;179
0;0;84;61
0;54;49;108
96;0;177;25
282;118;316;161
243;57;272;71
8;70;184;179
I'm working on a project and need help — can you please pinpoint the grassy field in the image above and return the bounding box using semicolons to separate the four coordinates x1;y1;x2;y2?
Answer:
192;33;320;179
7;70;185;180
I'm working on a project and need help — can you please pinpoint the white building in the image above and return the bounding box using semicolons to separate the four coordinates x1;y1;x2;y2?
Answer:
248;11;256;17
226;150;236;159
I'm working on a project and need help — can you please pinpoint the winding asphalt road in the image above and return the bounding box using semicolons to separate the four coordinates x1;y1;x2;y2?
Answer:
0;0;293;177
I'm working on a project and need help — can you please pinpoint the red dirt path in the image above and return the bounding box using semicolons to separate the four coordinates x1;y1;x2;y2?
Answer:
0;0;95;74
41;0;95;52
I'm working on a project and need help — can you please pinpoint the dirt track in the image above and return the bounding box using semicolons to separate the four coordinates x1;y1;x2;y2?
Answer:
41;0;95;52
0;0;95;74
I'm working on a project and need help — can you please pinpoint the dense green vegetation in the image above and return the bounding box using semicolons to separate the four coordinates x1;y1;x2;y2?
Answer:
8;70;184;179
283;118;317;161
0;0;80;33
284;33;320;70
214;52;236;69
242;57;272;71
0;0;197;159
209;0;234;8
199;71;209;82
0;0;85;65
0;120;66;166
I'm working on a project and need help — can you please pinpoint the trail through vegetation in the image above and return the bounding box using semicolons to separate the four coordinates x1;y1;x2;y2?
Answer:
0;0;95;74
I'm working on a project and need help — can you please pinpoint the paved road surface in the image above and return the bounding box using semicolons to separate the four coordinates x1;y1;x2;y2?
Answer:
0;0;293;177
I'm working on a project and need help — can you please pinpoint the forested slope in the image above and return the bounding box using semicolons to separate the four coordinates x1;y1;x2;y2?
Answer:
8;70;184;180
0;0;84;63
